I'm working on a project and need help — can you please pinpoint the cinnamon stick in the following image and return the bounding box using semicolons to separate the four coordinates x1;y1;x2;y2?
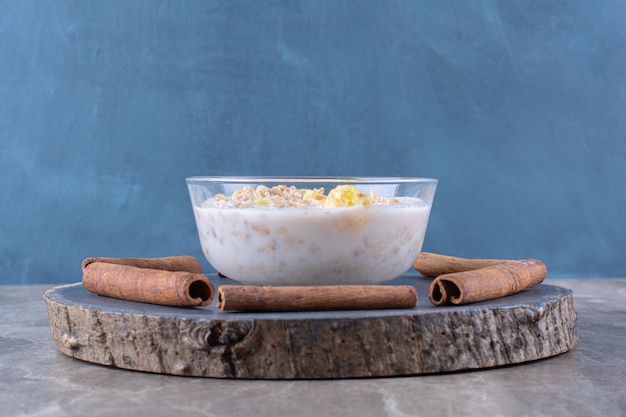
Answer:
82;257;214;307
428;259;547;306
413;252;510;277
81;255;202;274
217;285;417;312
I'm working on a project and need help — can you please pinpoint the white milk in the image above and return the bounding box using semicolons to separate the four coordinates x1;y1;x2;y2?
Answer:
193;197;432;285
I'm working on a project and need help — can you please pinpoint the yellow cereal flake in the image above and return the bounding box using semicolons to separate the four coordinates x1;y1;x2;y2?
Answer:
303;188;326;202
255;197;272;206
325;185;373;208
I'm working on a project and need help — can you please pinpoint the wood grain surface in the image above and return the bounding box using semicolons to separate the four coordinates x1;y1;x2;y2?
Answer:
44;275;578;379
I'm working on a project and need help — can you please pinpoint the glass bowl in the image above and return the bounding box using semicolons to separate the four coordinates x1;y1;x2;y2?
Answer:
186;177;438;285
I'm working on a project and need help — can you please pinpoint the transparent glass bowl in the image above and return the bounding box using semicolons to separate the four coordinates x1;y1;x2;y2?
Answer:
186;177;438;285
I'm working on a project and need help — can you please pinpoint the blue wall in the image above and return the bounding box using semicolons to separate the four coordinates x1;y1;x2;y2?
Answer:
2;0;625;284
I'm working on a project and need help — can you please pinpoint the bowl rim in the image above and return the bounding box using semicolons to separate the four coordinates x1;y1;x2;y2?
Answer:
186;176;438;184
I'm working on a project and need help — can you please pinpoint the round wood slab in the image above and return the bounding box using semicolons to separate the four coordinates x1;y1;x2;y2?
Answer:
44;275;577;379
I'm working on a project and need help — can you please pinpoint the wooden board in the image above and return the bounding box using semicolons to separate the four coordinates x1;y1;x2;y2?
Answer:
44;275;578;379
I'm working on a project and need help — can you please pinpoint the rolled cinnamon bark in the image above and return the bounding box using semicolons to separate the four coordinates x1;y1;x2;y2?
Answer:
81;256;202;274
413;252;509;277
428;259;547;306
82;260;214;307
217;285;417;312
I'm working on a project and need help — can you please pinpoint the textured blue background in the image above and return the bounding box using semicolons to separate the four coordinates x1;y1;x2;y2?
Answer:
1;1;625;284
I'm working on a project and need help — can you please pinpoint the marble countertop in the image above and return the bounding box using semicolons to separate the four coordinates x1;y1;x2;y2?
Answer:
1;278;625;417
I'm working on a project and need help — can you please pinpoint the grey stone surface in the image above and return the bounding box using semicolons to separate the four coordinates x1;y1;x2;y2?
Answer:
1;279;625;417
